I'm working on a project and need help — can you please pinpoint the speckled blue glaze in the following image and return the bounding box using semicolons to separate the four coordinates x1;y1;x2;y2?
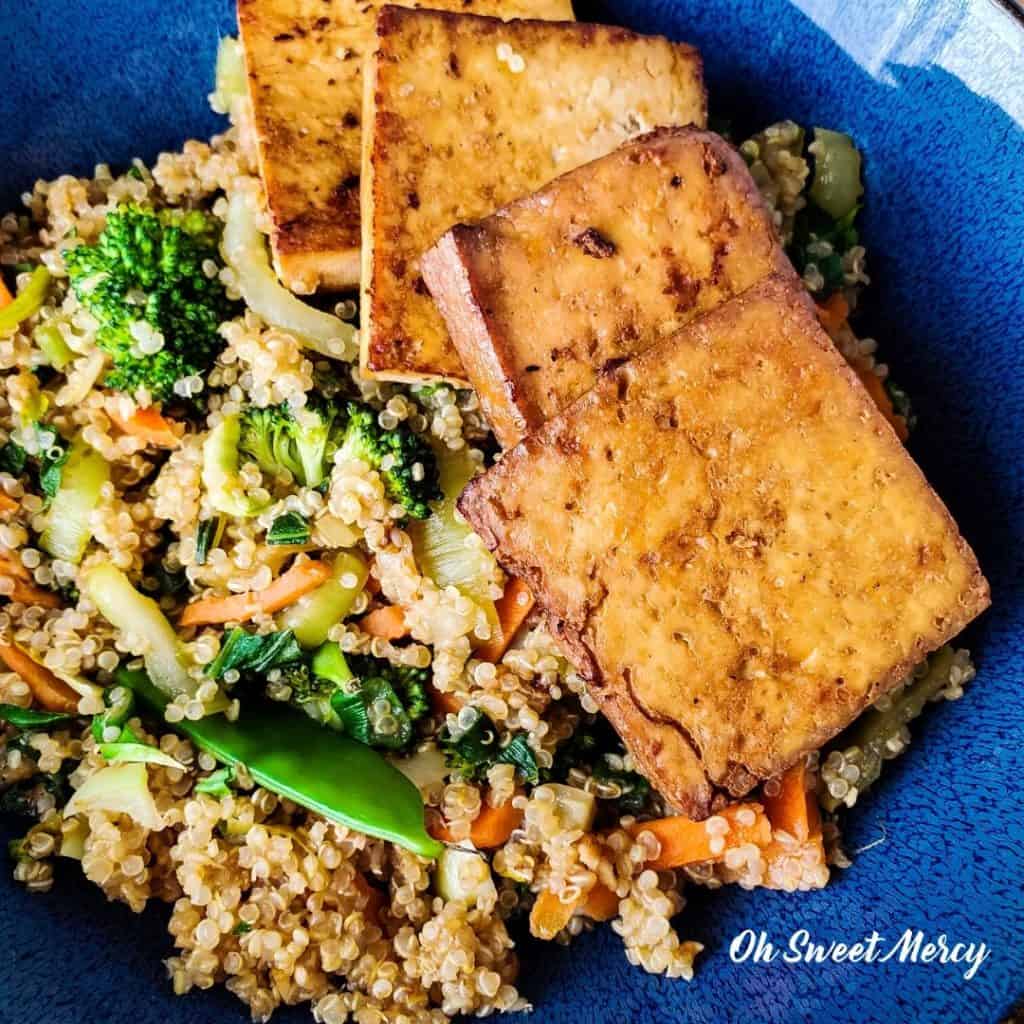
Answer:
2;2;1022;1023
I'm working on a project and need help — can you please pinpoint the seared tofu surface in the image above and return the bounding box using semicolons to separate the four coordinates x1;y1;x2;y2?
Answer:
237;0;572;293
361;7;706;381
459;274;990;817
423;126;789;447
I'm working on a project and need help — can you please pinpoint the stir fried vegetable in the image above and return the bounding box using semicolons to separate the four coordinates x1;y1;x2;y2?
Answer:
118;668;443;858
64;205;236;401
38;437;109;563
0;267;51;334
81;564;218;705
221;191;355;358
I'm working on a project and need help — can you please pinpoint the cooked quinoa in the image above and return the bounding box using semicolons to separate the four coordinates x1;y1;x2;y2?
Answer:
0;45;975;1024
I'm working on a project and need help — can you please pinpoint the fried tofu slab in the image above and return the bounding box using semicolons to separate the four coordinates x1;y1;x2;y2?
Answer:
459;275;990;817
423;126;790;447
237;0;572;293
361;8;706;381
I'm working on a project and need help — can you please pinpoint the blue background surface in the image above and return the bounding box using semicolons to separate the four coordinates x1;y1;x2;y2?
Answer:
3;1;1023;1022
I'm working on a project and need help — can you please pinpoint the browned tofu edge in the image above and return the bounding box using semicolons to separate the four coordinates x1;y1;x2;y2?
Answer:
361;5;707;382
457;274;991;816
421;126;770;447
237;0;363;293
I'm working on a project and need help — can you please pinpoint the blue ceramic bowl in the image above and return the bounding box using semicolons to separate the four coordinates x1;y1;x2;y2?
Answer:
2;2;1023;1023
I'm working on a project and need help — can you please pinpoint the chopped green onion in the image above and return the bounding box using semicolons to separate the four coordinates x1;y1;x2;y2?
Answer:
195;765;236;798
194;516;224;565
0;703;76;730
97;741;186;771
206;627;304;680
267;511;310;546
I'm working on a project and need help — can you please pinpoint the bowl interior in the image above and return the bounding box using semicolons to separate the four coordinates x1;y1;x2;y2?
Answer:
2;1;1023;1022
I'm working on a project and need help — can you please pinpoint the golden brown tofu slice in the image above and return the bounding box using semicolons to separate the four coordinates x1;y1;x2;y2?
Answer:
423;126;791;446
237;0;573;293
361;8;706;381
459;274;990;817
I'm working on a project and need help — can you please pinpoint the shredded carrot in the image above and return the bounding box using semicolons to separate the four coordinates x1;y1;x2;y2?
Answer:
0;277;13;308
0;493;18;514
0;643;79;713
107;404;183;448
475;577;535;663
428;792;524;849
855;364;910;442
815;292;849;334
357;604;409;640
0;552;31;581
180;559;332;627
762;762;821;843
428;684;463;719
8;579;63;608
627;802;772;870
580;882;620;922
529;888;578;940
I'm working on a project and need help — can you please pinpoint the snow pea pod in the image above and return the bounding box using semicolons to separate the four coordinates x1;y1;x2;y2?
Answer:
117;668;443;859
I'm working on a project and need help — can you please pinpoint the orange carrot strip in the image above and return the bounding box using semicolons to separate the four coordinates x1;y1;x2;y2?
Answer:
0;494;18;513
0;643;79;713
180;560;332;627
763;762;821;843
627;803;772;870
815;292;849;334
0;277;13;308
358;604;409;640
428;793;524;849
8;579;63;608
855;365;909;442
428;684;463;719
0;552;31;581
580;882;620;922
475;577;535;663
107;404;183;448
529;888;578;940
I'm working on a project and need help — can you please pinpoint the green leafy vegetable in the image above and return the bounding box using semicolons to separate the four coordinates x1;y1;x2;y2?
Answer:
551;715;651;815
37;436;70;502
267;511;310;546
0;703;76;730
195;516;224;565
206;627;304;681
0;440;28;476
439;705;537;783
195;765;236;798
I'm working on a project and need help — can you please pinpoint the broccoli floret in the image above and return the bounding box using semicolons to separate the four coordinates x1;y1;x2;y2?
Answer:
64;204;238;401
299;646;430;751
337;403;440;520
438;705;539;783
238;397;440;517
238;397;344;489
